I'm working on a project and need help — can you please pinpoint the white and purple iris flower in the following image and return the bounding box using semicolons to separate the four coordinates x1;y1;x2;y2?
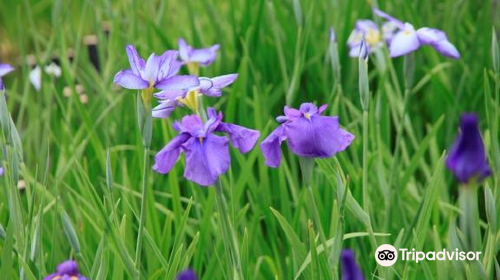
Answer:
113;45;199;91
152;74;238;118
44;260;88;280
0;63;14;90
374;9;460;58
153;108;260;186
178;38;220;67
347;20;398;57
446;113;491;184
260;103;355;168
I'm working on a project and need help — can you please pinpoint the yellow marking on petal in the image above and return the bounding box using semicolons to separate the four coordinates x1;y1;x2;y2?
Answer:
52;277;62;280
403;30;412;35
304;113;311;120
71;277;79;280
365;28;381;47
198;137;204;144
178;90;200;113
187;62;199;76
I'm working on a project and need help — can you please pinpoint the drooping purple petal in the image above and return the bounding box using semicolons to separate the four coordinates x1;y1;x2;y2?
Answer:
125;45;145;76
0;167;4;176
154;90;187;100
285;115;353;157
417;28;460;59
0;64;14;77
382;21;399;43
152;99;179;118
175;114;205;136
176;269;198;280
341;249;365;280
217;122;260;153
183;134;230;186
260;125;287;168
445;113;491;183
153;133;191;173
113;70;149;89
388;24;421;57
156;75;200;91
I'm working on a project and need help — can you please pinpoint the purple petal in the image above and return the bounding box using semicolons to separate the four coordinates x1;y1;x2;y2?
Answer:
176;114;205;135
216;122;260;153
445;113;491;183
176;269;198;280
285;115;354;157
43;273;58;280
431;40;460;59
143;53;162;83
373;9;405;29
153;133;191;174
260;125;287;168
113;70;149;89
189;45;220;66
156;75;199;91
183;134;230;186
178;38;192;63
389;24;421;57
0;79;3;90
341;249;365;280
417;28;460;58
56;260;79;275
382;21;399;43
125;45;145;76
0;63;14;77
355;20;378;32
199;74;238;97
152;99;179;118
347;30;363;48
0;167;4;176
157;50;180;80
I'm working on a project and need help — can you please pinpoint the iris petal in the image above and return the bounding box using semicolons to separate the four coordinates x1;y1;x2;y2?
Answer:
389;24;421;57
217;122;260;153
113;70;149;89
156;75;199;91
260;125;287;168
183;134;230;186
153;133;191;174
125;45;145;76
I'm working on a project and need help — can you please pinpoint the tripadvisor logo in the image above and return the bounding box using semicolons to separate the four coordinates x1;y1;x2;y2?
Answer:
375;244;482;266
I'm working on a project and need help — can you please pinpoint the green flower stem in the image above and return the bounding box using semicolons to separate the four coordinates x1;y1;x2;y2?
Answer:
459;184;480;252
299;157;335;279
214;180;243;280
134;89;153;279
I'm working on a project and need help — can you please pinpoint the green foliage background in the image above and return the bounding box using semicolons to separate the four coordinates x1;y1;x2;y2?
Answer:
0;0;499;279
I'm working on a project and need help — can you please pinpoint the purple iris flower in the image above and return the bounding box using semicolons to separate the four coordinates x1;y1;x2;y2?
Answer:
113;45;199;91
341;249;365;280
153;108;260;186
152;74;238;118
446;113;491;184
374;9;460;59
176;269;198;280
44;260;88;280
178;38;220;67
260;103;354;168
0;63;15;90
347;20;397;57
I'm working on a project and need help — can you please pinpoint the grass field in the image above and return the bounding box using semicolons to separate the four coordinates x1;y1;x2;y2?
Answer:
0;0;499;279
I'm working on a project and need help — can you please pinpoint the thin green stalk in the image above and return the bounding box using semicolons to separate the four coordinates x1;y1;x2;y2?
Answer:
362;110;369;214
134;89;153;279
459;184;480;252
214;180;243;280
299;157;335;279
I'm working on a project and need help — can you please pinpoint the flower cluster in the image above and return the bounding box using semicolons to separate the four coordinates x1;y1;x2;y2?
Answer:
347;9;460;59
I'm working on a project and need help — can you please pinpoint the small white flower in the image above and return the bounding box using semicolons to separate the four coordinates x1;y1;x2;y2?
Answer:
44;63;62;78
29;66;42;91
